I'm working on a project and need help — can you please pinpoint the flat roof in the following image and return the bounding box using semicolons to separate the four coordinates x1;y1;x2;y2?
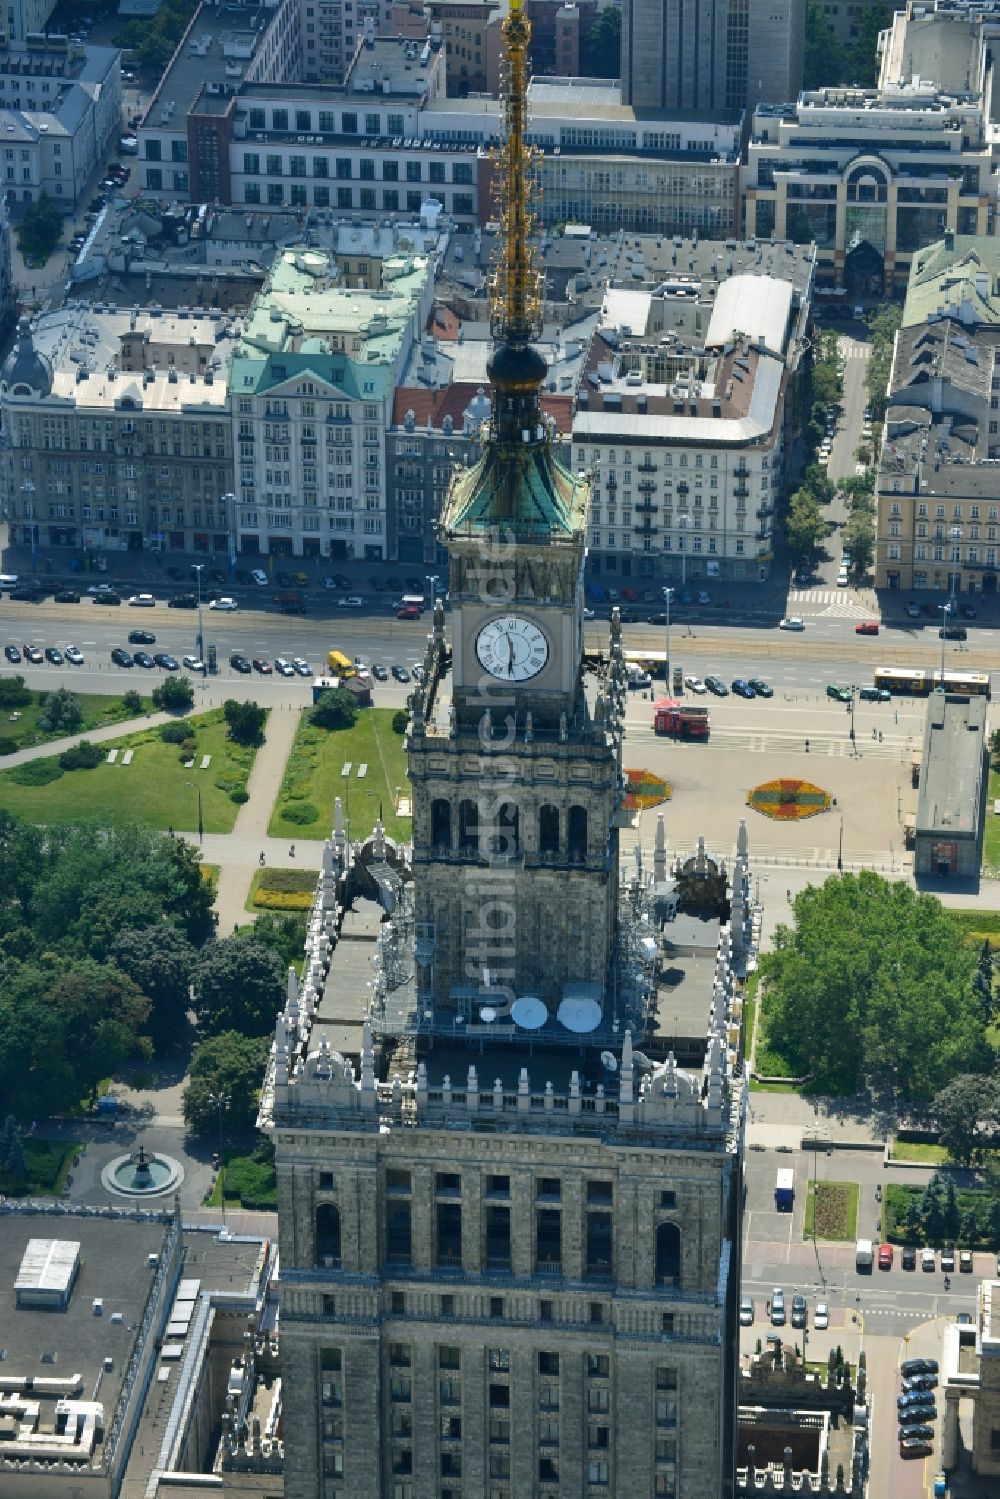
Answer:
15;1237;79;1297
916;691;986;837
145;2;276;131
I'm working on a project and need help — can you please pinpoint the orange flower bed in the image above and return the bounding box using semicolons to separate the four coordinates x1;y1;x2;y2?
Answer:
747;777;831;820
624;768;672;810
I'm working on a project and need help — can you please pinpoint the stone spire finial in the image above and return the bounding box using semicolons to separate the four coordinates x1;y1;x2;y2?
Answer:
737;816;748;862
654;812;667;882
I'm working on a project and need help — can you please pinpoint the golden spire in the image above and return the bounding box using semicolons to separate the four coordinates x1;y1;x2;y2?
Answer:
490;0;542;347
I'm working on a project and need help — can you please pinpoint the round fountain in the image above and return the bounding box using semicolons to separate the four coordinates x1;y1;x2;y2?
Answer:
101;1143;184;1198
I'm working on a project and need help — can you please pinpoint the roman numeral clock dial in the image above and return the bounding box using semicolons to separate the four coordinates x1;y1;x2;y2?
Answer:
476;616;549;681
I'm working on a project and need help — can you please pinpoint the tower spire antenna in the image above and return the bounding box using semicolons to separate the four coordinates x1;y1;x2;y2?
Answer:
491;0;542;348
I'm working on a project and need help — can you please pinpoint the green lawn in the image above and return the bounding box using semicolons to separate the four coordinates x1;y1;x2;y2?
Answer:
0;709;261;833
948;903;1000;949
885;1180;995;1246
892;1139;952;1165
204;1145;277;1210
268;708;411;842
0;689;154;753
0;1138;81;1196
804;1180;859;1241
983;773;1000;875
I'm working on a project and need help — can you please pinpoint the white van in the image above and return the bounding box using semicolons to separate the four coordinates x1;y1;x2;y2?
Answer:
836;568;849;588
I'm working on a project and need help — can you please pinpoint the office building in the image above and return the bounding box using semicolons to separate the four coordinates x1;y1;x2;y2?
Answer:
0;305;236;557
914;690;986;878
228;243;434;558
575;244;815;584
0;36;121;207
265;5;747;1498
746;0;995;296
874;233;1000;594
621;0;803;113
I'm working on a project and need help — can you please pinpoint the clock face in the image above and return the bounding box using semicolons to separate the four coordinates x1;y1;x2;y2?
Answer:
476;616;549;681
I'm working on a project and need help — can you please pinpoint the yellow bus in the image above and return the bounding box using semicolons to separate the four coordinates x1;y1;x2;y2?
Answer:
327;649;355;676
873;666;929;695
932;669;991;699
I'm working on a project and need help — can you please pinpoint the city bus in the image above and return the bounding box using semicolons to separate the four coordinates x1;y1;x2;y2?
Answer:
625;649;668;680
873;667;929;695
932;669;991;699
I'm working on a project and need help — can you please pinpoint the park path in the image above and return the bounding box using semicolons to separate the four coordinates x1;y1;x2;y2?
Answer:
0;706;175;765
212;705;307;931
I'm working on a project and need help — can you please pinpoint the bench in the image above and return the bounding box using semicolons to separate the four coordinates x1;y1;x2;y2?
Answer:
357;763;368;778
106;748;118;764
200;754;211;769
341;762;352;777
121;749;134;766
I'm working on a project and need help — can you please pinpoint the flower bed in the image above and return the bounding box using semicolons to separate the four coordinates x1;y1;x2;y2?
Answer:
623;768;671;811
747;777;831;820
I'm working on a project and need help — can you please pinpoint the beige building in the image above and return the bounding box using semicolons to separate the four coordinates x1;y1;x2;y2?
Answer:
942;1279;1000;1476
874;234;1000;596
0;309;236;558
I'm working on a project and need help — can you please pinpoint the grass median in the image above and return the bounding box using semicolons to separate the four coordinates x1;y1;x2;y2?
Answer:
268;708;410;842
0;708;261;833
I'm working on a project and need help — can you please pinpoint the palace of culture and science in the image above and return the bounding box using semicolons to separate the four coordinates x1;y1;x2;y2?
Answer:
260;4;751;1495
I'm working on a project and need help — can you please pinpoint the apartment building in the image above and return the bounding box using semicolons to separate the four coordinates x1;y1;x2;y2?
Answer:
875;231;1000;594
746;0;995;295
0;306;236;556
300;0;395;83
573;242;815;585
0;37;121;207
229;243;434;559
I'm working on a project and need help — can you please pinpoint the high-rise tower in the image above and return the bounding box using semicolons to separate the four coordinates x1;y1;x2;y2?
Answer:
264;6;749;1496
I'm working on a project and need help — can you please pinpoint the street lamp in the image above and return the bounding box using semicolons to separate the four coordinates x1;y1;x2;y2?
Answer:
222;491;236;578
20;481;36;573
426;573;440;611
678;513;692;591
192;563;205;684
207;1089;230;1227
837;816;844;872
662;585;673;690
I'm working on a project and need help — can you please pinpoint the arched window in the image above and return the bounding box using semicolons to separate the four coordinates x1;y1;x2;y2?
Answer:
568;805;587;860
655;1221;681;1286
491;801;520;858
316;1203;341;1268
459;799;479;854
539;803;559;855
431;798;452;851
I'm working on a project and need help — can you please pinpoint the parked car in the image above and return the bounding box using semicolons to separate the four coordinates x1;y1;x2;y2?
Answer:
372;664;388;681
739;1296;754;1326
770;1288;785;1326
127;593;156;607
292;658;313;677
898;1424;934;1442
939;625;967;640
813;1303;829;1330
855;620;879;635
132;651;155;668
696;590;711;605
747;677;773;697
251;569;268;586
392;665;410;683
44;646;63;665
252;657;272;674
922;1248;936;1272
826;683;852;703
731;679;755;698
905;601;922;618
182;655;206;673
91;590;121;605
940;1249;956;1273
779;616;805;631
128;629;156;645
960;1250;973;1273
274;657;296;677
338;595;365;609
397;605;421;620
4;644;20;662
898;1390;937;1411
900;1440;934;1458
275;570;293;588
858;685;890;702
110;647;133;667
11;585;44;601
903;1375;938;1393
229;653;252;674
878;1243;894;1270
293;571;309;586
209;596;238;611
901;1246;917;1271
901;1358;939;1377
684;676;707;694
705;676;728;696
790;1295;807;1329
54;589;81;603
154;653;178;671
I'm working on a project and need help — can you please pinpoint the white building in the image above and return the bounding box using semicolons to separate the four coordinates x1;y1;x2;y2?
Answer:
0;38;121;208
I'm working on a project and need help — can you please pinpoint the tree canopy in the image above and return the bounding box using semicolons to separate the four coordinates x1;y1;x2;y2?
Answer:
931;1073;1000;1165
223;699;267;746
195;936;286;1038
183;1030;269;1137
111;924;197;1047
761;872;992;1100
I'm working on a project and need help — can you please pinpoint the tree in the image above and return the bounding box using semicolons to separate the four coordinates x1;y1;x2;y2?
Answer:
903;1197;923;1241
761;873;990;1099
223;698;267;746
38;687;83;735
973;940;995;1021
943;1175;961;1243
3;1130;26;1180
921;1177;945;1243
122;689;143;715
195;936;285;1037
785;486;829;564
182;1030;269;1137
111;924;196;1047
932;1073;1000;1165
841;503;875;578
580;5;620;77
804;3;846;88
17;193;62;261
845;4;891;88
0;675;31;708
240;910;309;971
310;688;358;730
152;675;194;713
811;357;840;408
865;303;903;421
801;464;836;506
960;1205;981;1247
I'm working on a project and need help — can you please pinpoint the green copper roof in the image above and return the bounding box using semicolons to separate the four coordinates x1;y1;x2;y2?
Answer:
441;437;589;539
903;235;1000;328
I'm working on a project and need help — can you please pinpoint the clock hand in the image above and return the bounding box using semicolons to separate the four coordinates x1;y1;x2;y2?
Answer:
507;635;515;676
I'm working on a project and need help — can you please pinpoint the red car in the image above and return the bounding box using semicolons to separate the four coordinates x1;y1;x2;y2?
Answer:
252;657;273;674
878;1243;894;1270
855;620;879;635
396;605;421;620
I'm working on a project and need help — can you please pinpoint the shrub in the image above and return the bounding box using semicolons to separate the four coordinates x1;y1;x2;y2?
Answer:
253;889;314;911
38;687;83;735
392;709;408;734
0;737;18;756
281;801;319;826
152;676;194;713
160;721;190;744
9;758;63;785
257;868;318;894
58;740;103;771
0;676;31;708
230;788;249;804
121;689;143;715
309;688;358;730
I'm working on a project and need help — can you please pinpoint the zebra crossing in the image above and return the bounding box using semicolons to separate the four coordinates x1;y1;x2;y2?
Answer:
837;338;870;360
787;589;877;619
628;725;905;760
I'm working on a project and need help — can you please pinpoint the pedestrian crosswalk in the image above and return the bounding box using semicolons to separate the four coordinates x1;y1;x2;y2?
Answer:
837;339;870;360
788;589;876;619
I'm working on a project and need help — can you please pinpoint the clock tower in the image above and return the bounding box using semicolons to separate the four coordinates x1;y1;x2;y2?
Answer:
407;0;623;1017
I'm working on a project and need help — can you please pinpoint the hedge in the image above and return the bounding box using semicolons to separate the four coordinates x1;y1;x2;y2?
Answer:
281;801;320;825
9;758;63;785
258;868;319;894
253;889;314;911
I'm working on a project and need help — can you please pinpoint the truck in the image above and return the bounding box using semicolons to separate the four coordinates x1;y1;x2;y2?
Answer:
855;1237;874;1272
653;699;710;739
327;649;356;676
774;1168;794;1212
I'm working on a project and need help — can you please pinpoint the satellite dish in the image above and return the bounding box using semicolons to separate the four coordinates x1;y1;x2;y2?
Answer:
632;1050;654;1071
557;996;602;1034
511;995;548;1030
600;1050;618;1072
479;1006;497;1023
